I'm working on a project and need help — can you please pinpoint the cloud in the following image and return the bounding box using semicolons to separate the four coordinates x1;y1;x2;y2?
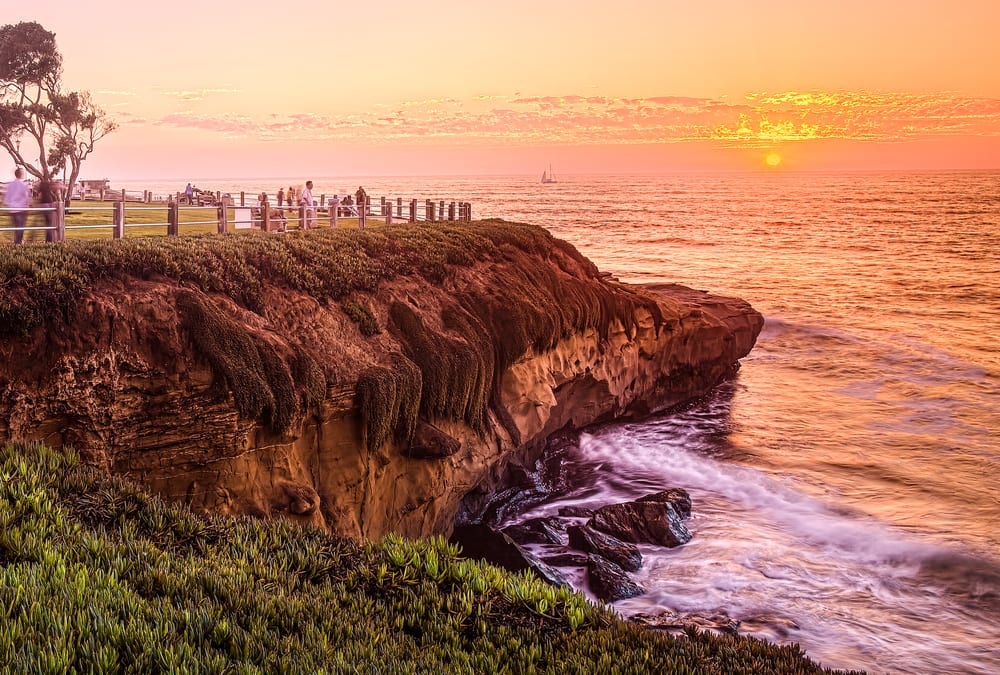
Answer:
96;89;137;97
160;88;242;102
141;90;1000;147
399;97;461;107
157;111;259;136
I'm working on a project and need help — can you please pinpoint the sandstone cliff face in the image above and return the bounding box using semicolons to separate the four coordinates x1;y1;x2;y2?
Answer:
0;225;762;540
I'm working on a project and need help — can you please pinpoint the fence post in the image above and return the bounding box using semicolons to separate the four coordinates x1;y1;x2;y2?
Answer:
380;196;386;216
262;203;271;231
55;201;66;242
396;197;402;218
113;201;125;239
359;202;367;229
217;202;229;234
239;191;245;207
168;201;179;236
410;199;417;223
426;199;435;221
448;202;456;221
320;194;326;207
331;202;339;228
298;203;306;229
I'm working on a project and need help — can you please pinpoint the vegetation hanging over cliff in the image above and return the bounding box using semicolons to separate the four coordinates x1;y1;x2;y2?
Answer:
0;442;858;673
176;290;303;434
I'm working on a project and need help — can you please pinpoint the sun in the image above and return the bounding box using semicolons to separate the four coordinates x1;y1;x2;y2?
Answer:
765;152;782;167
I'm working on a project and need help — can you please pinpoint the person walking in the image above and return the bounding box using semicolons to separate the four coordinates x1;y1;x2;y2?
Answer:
3;167;30;244
184;182;194;204
300;180;315;229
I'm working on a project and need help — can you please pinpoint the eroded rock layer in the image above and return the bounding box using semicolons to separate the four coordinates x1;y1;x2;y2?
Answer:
0;223;762;539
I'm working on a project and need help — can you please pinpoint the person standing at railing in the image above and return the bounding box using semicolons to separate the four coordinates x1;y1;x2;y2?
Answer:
185;183;194;204
300;180;315;229
3;167;30;244
355;186;367;215
38;176;56;243
277;187;285;207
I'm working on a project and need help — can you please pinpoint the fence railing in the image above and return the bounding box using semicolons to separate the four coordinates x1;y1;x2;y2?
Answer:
0;195;473;243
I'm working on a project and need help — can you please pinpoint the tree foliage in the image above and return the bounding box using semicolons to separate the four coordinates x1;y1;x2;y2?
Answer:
0;21;116;199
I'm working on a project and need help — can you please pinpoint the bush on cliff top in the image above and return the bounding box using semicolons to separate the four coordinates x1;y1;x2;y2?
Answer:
0;221;592;338
0;442;860;674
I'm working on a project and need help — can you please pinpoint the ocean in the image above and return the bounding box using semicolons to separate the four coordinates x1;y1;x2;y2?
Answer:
120;172;1000;674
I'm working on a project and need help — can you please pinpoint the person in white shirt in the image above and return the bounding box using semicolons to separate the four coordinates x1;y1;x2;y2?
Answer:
3;167;30;244
300;180;315;229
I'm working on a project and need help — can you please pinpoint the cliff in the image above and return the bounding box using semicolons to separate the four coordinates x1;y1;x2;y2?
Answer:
0;221;763;540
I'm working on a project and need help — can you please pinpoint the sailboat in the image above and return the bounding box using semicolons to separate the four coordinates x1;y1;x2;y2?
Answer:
541;165;557;184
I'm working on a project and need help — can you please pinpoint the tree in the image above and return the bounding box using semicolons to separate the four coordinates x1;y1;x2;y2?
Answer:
0;21;116;201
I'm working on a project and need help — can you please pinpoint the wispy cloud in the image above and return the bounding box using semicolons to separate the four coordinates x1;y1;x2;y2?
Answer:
127;90;1000;146
96;89;137;97
159;87;242;102
157;111;258;136
399;97;461;107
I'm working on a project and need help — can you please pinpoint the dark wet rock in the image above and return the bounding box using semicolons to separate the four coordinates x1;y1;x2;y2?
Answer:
450;524;568;587
590;500;691;548
631;610;741;635
501;516;566;545
542;552;590;567
636;488;692;519
404;421;461;459
557;505;595;518
586;554;644;602
567;524;642;572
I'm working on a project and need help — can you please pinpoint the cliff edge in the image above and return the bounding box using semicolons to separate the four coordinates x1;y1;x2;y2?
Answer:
0;221;762;539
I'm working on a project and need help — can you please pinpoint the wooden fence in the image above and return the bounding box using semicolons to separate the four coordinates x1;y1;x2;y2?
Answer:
0;193;473;243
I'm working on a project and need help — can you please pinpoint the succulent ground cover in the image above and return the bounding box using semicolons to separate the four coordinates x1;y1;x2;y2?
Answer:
0;442;862;673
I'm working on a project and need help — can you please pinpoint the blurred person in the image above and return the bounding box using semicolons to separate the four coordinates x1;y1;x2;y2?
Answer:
3;167;30;244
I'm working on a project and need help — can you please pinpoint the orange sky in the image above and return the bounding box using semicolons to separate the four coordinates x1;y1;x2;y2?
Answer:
7;0;1000;177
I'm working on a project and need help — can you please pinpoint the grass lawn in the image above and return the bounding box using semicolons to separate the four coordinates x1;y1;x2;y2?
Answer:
4;200;366;243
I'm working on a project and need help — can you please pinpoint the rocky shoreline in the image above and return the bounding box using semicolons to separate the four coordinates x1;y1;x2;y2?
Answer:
454;485;694;602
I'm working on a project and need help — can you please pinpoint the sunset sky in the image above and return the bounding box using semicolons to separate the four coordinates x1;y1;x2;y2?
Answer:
7;0;1000;178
